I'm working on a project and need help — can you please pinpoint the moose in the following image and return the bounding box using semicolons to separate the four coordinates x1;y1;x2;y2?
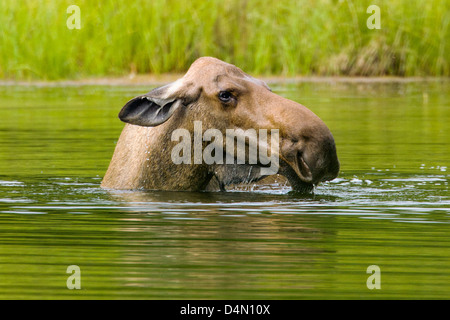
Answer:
101;57;339;192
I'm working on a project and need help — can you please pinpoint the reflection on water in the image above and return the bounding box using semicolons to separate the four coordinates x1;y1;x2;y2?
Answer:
0;81;449;299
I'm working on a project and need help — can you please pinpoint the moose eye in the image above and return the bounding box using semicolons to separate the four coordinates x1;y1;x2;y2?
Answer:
218;91;233;103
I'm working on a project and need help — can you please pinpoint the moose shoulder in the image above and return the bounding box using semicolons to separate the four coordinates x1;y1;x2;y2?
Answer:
101;57;339;192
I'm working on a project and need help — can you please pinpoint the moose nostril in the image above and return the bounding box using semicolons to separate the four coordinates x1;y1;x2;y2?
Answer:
296;138;339;184
296;150;313;182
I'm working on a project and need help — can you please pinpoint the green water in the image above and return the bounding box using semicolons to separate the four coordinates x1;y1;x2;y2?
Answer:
0;80;449;299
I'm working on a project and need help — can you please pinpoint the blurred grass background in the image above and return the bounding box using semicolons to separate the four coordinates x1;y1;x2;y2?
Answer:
0;0;448;80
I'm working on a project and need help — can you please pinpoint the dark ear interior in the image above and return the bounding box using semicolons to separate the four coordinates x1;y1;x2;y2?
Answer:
118;96;181;127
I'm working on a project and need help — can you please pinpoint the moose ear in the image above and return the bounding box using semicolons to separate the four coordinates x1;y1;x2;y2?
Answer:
118;94;183;127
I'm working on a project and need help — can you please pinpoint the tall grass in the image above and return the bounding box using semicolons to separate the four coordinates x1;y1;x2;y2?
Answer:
0;0;448;80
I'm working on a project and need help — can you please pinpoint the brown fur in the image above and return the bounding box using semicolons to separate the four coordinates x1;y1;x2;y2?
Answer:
101;57;339;192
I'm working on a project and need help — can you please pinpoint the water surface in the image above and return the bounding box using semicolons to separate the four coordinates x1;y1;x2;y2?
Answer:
0;80;449;299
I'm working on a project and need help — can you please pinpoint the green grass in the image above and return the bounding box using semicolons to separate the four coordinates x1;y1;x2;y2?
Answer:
0;0;448;80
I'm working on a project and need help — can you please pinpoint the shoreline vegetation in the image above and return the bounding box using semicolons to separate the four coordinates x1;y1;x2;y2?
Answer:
1;0;448;80
0;75;448;87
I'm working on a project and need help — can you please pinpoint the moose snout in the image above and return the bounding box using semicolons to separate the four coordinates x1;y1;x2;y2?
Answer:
275;99;340;190
300;133;340;184
280;132;339;190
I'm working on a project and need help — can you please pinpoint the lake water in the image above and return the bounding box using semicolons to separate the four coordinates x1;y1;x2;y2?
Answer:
0;80;449;299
